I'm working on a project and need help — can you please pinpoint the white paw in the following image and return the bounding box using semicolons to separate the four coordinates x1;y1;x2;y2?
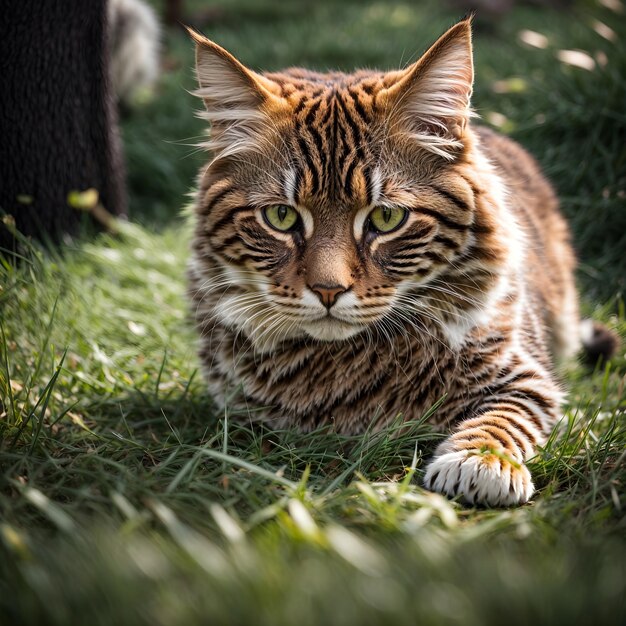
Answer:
423;450;534;507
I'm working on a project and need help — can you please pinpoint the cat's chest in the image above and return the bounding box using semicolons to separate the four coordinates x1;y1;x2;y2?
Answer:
210;323;499;433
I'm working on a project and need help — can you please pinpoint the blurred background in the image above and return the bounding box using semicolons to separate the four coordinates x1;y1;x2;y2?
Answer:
119;0;625;299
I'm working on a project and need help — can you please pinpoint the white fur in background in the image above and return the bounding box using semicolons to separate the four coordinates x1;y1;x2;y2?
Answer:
108;0;161;108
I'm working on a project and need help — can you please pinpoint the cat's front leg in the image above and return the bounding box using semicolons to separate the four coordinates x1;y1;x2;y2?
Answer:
423;401;552;507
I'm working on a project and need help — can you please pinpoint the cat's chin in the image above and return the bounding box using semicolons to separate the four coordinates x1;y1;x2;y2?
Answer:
301;318;364;342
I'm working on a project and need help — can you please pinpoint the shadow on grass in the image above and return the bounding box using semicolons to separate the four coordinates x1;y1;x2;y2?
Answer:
1;385;443;532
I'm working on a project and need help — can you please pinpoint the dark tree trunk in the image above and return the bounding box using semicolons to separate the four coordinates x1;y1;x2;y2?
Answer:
165;0;184;26
0;0;126;253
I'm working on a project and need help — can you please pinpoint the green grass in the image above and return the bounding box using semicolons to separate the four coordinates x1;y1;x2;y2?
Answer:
2;0;626;624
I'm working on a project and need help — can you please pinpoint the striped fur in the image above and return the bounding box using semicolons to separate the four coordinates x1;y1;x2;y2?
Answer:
187;20;590;506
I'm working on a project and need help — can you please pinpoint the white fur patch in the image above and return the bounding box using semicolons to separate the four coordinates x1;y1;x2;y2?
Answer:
353;206;372;242
579;318;595;345
431;147;524;350
352;166;383;241
369;166;383;205
297;290;367;341
108;0;160;106
284;168;298;206
300;319;364;342
423;450;534;506
297;205;315;239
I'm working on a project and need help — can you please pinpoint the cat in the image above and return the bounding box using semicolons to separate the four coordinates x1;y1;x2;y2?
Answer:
186;18;616;507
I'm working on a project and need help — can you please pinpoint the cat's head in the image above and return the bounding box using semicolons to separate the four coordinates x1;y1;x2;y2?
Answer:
190;19;499;348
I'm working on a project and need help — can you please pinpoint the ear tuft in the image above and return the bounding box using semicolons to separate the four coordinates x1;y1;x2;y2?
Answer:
383;18;475;160
189;28;264;110
186;28;277;159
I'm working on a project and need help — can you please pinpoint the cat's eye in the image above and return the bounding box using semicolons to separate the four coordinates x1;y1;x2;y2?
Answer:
263;204;299;232
368;206;408;234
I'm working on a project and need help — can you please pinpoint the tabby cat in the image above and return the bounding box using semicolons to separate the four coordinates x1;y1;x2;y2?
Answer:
187;19;615;507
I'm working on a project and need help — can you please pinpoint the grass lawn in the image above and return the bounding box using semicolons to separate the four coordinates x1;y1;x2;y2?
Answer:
1;1;625;624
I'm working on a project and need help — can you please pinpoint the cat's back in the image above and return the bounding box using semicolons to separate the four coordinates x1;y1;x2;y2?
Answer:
474;126;578;355
474;125;561;228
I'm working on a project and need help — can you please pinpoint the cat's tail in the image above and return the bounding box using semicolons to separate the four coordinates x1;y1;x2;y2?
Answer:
580;319;620;365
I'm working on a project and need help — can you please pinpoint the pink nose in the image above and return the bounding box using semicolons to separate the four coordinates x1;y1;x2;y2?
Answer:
310;284;348;309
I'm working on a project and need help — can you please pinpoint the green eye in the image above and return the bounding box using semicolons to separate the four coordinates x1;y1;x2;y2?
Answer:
263;204;299;232
368;206;408;233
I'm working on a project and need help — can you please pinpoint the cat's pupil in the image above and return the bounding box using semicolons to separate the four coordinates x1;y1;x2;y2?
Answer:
278;205;288;222
383;208;391;223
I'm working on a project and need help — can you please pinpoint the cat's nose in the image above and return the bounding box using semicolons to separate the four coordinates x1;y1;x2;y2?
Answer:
310;283;348;309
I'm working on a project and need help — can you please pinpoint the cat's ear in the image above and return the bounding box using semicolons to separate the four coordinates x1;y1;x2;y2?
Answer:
187;28;284;159
380;18;474;159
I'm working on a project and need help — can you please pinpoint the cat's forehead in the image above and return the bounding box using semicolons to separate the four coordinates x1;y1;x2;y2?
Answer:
256;69;395;208
262;67;399;99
